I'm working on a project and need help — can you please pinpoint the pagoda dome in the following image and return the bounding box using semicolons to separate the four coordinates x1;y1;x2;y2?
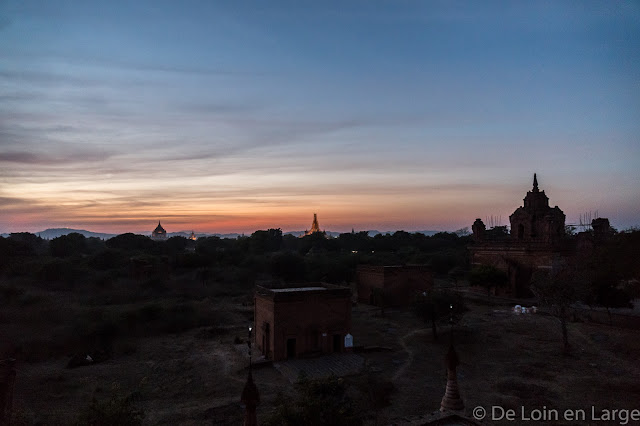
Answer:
152;221;167;240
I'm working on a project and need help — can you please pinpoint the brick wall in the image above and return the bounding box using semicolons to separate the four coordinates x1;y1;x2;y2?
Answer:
254;286;352;361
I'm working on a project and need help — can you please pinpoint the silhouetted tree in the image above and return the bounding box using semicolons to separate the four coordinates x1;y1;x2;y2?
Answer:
49;233;88;257
414;290;465;341
281;234;301;252
106;233;156;252
8;232;45;255
250;228;283;253
165;235;189;254
530;261;585;354
469;265;508;297
485;226;510;240
270;251;305;283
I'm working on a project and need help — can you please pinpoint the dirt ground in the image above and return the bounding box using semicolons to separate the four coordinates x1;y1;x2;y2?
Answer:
11;298;640;425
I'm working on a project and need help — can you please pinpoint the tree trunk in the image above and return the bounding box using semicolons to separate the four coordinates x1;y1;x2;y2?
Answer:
560;306;569;354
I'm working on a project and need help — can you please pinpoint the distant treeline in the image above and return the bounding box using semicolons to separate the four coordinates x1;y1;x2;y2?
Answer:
0;229;471;289
2;227;639;299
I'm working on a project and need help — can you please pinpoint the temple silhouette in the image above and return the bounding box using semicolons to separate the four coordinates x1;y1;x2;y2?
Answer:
303;213;325;237
469;174;611;297
151;221;167;240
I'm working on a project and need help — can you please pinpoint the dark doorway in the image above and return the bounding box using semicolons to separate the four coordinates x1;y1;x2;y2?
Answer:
518;224;524;240
333;334;341;353
286;338;296;359
516;266;534;298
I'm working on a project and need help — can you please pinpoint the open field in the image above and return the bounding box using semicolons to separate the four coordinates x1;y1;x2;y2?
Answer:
8;291;640;425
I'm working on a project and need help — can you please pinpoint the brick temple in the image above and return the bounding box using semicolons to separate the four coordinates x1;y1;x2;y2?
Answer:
470;174;566;297
254;283;352;361
356;265;432;306
469;174;612;297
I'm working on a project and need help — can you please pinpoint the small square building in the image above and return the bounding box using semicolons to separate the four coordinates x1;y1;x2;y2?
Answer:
254;283;352;361
356;265;432;306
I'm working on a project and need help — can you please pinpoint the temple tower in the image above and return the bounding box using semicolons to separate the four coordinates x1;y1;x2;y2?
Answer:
304;213;324;236
509;174;565;242
440;343;464;413
151;221;167;240
241;370;260;426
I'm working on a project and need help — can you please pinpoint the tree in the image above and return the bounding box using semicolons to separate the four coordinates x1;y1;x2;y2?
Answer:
263;375;362;426
270;251;305;283
468;265;508;297
7;232;45;255
413;290;465;341
249;229;283;253
454;227;471;237
530;262;585;354
106;233;156;252
49;233;88;257
485;225;510;239
165;236;189;254
447;266;467;290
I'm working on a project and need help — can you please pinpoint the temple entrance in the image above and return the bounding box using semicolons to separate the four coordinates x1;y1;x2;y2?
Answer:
333;334;341;353
515;266;534;298
286;338;296;359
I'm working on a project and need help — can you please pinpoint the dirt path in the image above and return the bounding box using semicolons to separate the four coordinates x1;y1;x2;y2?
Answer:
392;327;427;381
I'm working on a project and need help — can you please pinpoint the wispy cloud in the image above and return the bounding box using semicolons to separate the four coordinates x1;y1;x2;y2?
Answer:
0;149;113;165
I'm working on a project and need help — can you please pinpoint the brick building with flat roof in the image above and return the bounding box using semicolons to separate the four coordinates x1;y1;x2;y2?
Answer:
254;283;352;361
356;265;432;306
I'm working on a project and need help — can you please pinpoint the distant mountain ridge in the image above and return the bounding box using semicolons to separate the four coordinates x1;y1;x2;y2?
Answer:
16;228;118;240
1;228;443;240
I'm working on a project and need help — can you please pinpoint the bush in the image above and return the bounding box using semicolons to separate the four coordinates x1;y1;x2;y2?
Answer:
263;375;362;426
76;388;144;426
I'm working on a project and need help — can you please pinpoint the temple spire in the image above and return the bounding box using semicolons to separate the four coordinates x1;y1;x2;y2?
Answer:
440;343;464;413
241;370;260;426
532;173;539;192
441;305;464;413
310;213;320;233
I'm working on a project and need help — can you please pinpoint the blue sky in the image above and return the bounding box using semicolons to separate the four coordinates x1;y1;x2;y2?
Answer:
1;1;639;233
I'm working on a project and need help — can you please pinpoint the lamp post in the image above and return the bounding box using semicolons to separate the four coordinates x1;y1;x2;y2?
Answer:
248;326;252;370
449;304;454;342
242;325;259;426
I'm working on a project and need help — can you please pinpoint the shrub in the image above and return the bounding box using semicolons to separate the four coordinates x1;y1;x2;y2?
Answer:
75;388;144;426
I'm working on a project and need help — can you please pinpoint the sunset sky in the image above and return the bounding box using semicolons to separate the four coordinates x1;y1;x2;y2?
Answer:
1;1;639;234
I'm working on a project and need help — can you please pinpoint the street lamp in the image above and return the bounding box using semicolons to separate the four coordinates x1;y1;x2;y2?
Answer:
248;326;253;370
